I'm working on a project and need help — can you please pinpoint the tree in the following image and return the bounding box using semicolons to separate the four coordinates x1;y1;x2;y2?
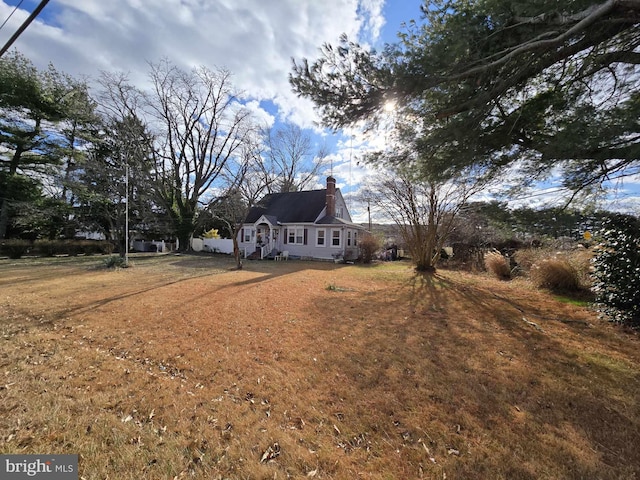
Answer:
290;1;640;195
0;51;83;238
71;72;162;255
0;170;42;238
54;73;101;238
364;165;486;272
148;60;259;251
212;144;273;269
73;115;158;255
264;124;327;193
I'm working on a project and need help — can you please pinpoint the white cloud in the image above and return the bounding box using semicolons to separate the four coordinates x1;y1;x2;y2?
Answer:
0;0;386;128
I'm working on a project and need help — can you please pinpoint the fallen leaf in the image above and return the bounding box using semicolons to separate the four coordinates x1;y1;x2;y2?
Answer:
260;442;280;463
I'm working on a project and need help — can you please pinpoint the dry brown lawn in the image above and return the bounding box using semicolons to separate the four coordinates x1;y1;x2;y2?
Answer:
1;253;639;479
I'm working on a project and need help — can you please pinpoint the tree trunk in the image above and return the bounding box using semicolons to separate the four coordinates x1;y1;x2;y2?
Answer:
232;234;243;270
175;215;194;253
0;198;9;240
0;146;24;239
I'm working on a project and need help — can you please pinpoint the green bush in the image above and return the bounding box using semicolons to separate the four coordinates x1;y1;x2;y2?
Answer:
103;255;128;269
0;239;31;259
591;214;640;327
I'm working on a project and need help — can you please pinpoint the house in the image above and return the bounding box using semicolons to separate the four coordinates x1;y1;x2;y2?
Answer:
238;176;366;261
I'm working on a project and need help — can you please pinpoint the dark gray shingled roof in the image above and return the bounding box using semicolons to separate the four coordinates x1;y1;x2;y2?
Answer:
244;189;328;223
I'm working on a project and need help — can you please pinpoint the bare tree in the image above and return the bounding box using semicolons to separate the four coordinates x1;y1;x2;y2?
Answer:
365;167;488;272
264;123;327;193
213;142;273;269
148;60;258;251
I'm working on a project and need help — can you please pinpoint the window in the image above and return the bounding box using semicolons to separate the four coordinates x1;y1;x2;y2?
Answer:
336;207;344;219
242;228;254;243
316;229;326;246
354;231;358;247
287;227;307;245
331;229;341;247
347;231;352;247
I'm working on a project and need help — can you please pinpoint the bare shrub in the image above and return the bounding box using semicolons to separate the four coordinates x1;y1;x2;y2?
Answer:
530;258;581;292
484;250;511;280
358;233;380;264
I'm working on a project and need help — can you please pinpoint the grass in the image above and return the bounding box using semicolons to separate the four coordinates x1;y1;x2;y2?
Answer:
530;257;581;292
1;254;639;479
484;250;511;280
553;295;593;307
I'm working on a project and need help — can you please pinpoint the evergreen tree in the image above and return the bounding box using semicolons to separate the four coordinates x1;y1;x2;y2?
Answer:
291;1;640;193
0;51;97;239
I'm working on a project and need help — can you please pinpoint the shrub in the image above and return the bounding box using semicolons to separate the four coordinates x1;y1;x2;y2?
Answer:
77;240;109;255
103;255;128;269
358;234;380;264
0;239;31;259
34;239;64;257
98;241;115;254
530;258;581;292
591;214;640;327
484;250;511;279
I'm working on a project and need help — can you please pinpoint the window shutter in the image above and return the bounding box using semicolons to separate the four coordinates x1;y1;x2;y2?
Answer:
240;228;244;242
304;228;308;245
284;228;288;244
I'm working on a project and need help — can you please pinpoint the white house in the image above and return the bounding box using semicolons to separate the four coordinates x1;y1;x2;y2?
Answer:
238;176;366;261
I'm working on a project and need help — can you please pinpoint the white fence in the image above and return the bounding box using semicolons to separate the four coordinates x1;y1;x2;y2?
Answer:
191;238;234;254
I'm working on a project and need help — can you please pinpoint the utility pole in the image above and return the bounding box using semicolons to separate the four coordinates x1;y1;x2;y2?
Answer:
125;161;129;266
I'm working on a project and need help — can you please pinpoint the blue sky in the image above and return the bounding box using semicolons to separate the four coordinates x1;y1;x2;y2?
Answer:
1;0;638;221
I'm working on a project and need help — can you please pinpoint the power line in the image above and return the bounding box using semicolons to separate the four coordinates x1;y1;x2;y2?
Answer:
0;0;51;57
0;0;25;33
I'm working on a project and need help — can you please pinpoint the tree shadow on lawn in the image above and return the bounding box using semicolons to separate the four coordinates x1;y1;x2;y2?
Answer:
303;270;640;479
214;259;350;291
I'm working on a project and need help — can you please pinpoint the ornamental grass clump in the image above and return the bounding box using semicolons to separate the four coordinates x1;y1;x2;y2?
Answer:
530;257;581;293
484;250;511;280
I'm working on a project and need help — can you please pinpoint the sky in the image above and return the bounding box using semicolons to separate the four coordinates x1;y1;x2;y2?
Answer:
1;0;638;223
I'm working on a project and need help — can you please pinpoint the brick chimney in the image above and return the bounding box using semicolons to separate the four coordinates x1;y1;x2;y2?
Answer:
326;176;336;217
